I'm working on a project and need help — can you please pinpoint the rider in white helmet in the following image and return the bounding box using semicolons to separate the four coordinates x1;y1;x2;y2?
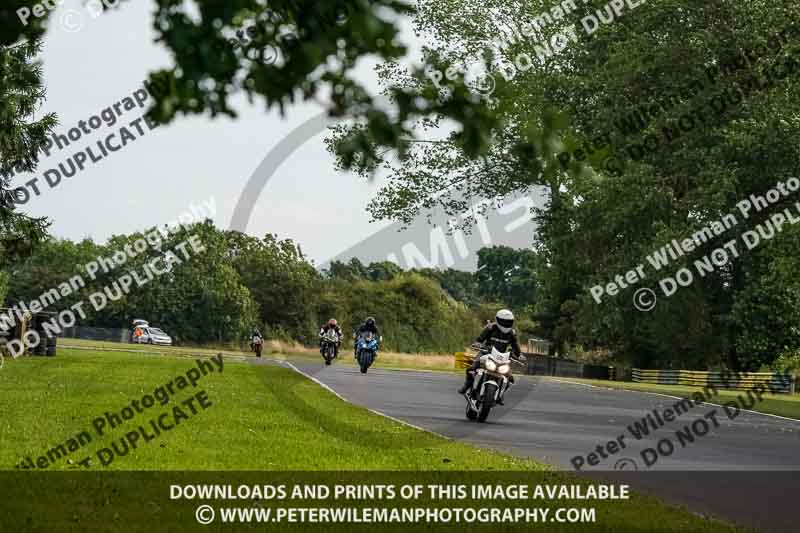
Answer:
458;309;521;404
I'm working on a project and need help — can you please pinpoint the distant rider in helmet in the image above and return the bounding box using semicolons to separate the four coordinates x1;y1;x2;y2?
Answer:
319;318;342;358
251;329;264;357
354;317;379;356
458;309;521;405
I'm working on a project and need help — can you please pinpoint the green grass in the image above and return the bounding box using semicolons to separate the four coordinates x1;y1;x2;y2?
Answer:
1;349;489;470
549;377;800;420
0;348;747;532
58;337;253;358
60;336;461;372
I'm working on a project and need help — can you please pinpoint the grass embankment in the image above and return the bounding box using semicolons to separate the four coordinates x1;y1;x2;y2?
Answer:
550;377;800;420
60;337;458;372
0;349;744;532
0;349;490;470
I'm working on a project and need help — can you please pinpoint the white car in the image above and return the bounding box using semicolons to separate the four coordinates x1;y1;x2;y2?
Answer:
133;326;173;346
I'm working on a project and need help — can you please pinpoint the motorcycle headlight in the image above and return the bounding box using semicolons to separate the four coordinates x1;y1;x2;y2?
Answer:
485;360;497;371
498;364;510;374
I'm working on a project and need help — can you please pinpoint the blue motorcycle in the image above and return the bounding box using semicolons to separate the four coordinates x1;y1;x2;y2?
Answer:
355;331;380;373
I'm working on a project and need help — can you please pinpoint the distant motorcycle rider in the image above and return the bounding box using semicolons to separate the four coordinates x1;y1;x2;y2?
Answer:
319;318;342;358
354;317;379;356
458;309;521;404
251;329;264;357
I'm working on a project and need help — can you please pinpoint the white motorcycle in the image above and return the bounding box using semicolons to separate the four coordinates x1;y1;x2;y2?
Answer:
464;347;524;422
321;329;340;366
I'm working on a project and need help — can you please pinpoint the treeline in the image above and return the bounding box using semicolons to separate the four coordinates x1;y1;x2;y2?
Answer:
1;222;538;353
353;0;800;375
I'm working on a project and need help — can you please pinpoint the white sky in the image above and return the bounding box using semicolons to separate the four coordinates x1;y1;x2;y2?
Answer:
12;0;420;264
12;1;539;269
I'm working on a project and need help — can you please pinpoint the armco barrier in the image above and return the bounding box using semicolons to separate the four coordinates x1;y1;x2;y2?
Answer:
61;326;130;343
632;369;796;394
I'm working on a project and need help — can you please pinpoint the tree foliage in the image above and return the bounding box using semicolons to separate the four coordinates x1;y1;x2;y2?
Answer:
0;1;506;185
357;0;800;370
0;39;54;267
3;225;499;352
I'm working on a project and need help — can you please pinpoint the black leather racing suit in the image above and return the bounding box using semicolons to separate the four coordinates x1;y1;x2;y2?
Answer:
462;324;521;398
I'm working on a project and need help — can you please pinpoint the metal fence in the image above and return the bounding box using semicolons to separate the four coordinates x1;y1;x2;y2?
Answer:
522;353;619;379
454;351;621;380
60;326;131;343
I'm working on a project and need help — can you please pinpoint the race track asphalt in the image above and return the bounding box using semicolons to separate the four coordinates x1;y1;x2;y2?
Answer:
276;358;800;533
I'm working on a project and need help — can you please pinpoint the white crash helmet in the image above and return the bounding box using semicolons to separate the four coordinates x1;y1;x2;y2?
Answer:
495;309;515;333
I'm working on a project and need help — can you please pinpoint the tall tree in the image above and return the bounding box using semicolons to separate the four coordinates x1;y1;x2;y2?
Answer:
0;40;55;269
340;0;800;370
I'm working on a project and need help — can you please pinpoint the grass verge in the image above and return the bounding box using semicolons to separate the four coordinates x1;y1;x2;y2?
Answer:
0;348;745;532
59;337;458;372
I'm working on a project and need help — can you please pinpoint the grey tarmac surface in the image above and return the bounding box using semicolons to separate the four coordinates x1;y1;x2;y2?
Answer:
280;358;800;533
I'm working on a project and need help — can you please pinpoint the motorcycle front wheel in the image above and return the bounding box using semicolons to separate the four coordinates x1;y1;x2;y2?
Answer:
477;381;498;422
325;345;335;365
465;401;478;421
358;350;372;373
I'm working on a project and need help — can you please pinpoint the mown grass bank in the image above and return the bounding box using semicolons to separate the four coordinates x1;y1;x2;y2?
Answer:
0;349;744;532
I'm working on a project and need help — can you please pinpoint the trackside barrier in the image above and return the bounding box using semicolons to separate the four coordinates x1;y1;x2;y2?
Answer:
632;369;795;394
454;351;634;381
454;352;474;369
61;326;130;343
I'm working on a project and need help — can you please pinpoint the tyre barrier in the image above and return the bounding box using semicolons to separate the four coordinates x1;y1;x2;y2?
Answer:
632;368;796;394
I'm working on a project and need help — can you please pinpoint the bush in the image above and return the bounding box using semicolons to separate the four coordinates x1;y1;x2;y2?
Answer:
323;273;481;353
771;350;800;377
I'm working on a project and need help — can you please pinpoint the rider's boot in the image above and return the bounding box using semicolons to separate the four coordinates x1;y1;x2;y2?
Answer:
458;374;474;394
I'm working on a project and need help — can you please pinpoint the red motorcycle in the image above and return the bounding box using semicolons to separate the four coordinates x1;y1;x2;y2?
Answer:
251;338;264;358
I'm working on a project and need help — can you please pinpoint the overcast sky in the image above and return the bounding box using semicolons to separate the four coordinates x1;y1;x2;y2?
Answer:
9;0;415;264
13;1;537;268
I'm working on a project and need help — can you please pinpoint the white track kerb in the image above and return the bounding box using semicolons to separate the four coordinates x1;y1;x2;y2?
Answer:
279;361;452;440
